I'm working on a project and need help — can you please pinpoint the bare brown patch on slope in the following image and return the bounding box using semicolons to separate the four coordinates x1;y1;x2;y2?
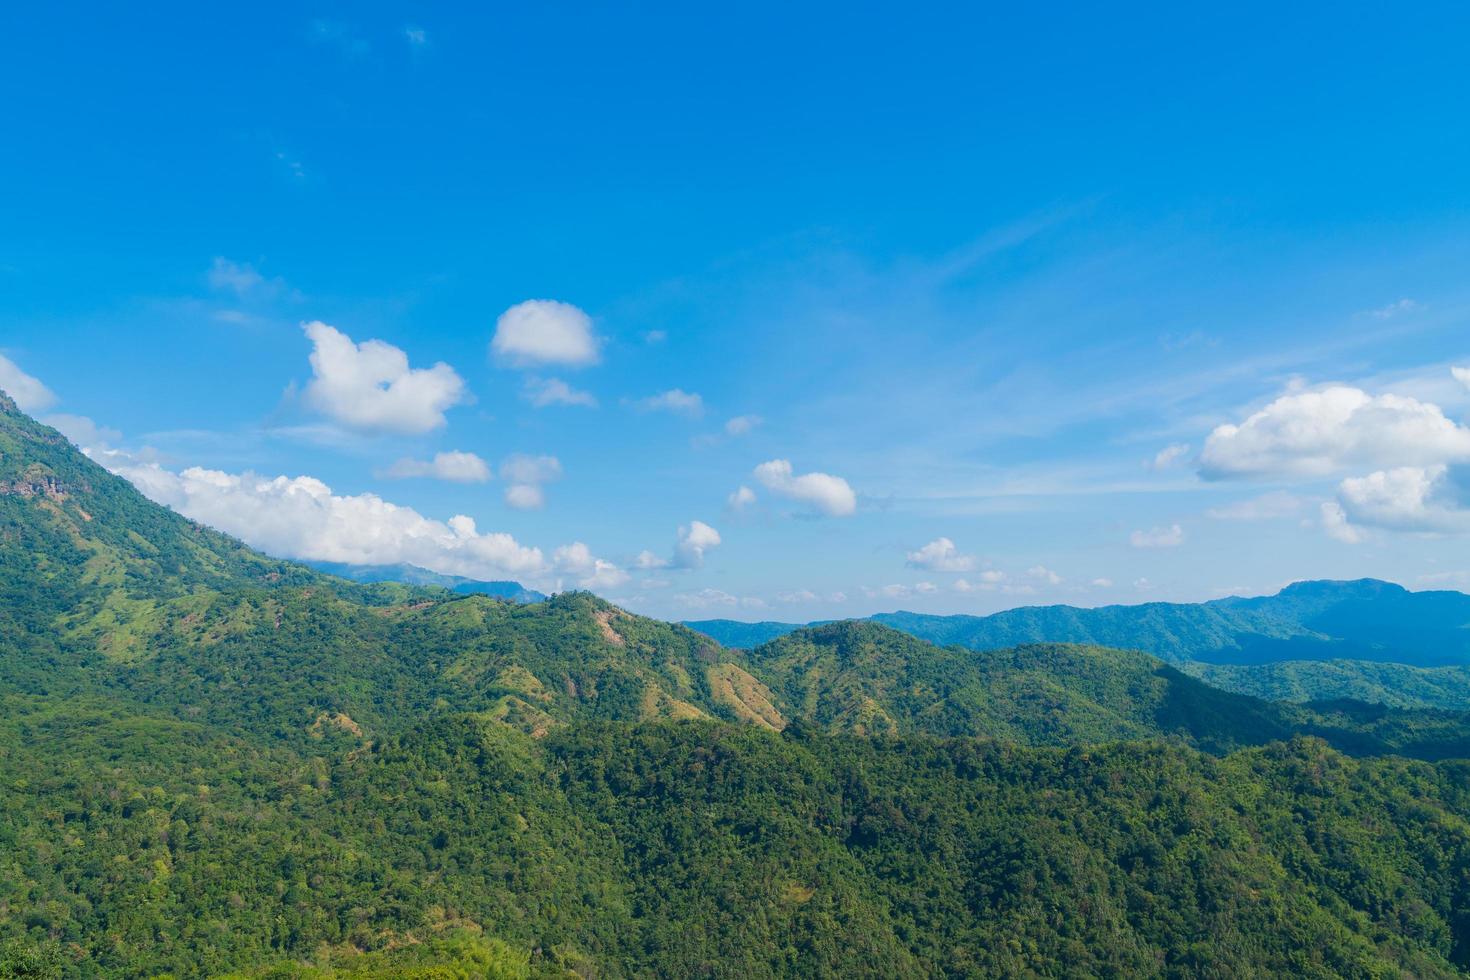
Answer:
594;608;626;646
706;664;786;730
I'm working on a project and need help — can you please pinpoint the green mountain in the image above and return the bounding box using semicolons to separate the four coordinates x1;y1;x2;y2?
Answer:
6;392;1470;977
1186;659;1470;712
748;621;1470;759
687;579;1470;711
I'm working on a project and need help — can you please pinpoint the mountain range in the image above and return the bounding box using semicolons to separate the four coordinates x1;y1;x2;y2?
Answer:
4;390;1470;977
686;579;1470;712
303;560;546;603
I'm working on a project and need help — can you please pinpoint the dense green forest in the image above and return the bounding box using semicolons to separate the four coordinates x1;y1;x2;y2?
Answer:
4;392;1470;977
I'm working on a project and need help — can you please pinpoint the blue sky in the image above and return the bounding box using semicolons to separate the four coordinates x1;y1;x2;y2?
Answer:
5;2;1470;620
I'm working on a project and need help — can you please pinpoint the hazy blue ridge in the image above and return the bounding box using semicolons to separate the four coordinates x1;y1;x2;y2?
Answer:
304;560;546;603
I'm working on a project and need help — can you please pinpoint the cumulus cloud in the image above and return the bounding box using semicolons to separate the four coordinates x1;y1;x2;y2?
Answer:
634;389;704;417
905;537;977;572
638;521;722;570
1149;443;1191;470
776;589;819;604
1130;524;1185;548
1026;565;1062;585
1199;385;1470;480
753;459;857;517
44;414;121;449
1454;366;1470;390
98;459;552;580
522;376;597;408
634;550;670;570
725;415;762;436
380;450;491;483
674;520;721;569
301;321;468;434
953;570;1007;593
492;300;599;368
552;542;629;590
727;485;757;512
1336;465;1470;534
1320;500;1366;544
1206;491;1303;521
500;454;562;510
0;354;57;412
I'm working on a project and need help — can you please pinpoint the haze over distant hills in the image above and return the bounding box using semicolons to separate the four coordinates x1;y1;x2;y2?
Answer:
304;560;546;603
689;578;1470;667
687;582;1470;711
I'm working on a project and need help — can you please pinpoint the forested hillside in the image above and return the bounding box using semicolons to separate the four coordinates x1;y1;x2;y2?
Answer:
4;392;1470;978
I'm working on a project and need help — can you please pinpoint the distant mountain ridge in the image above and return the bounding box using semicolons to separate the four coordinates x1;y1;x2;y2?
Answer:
304;560;546;603
687;579;1470;668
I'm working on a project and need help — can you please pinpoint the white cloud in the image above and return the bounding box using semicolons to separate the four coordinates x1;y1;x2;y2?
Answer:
0;354;57;412
1148;443;1191;470
404;26;428;47
1320;500;1366;544
552;542;629;590
914;581;939;594
1453;366;1470;390
776;589;819;604
634;388;704;417
503;483;543;509
674;520;721;569
1199;385;1470;480
639;521;722;570
1336;464;1470;534
635;550;670;570
953;570;1006;593
643;330;667;344
44;414;121;448
1026;565;1062;585
208;257;265;295
725;414;762;436
1206;491;1303;521
207;257;291;300
1091;577;1114;588
728;485;757;511
492;300;599;368
1130;524;1185;548
301;321;468;434
753;459;857;517
1365;298;1419;319
906;537;977;572
98;459;554;580
674;588;764;610
380;451;491;483
500;454;562;510
522;376;597;408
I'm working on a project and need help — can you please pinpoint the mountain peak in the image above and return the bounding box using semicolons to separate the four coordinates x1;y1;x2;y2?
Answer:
1276;578;1407;599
